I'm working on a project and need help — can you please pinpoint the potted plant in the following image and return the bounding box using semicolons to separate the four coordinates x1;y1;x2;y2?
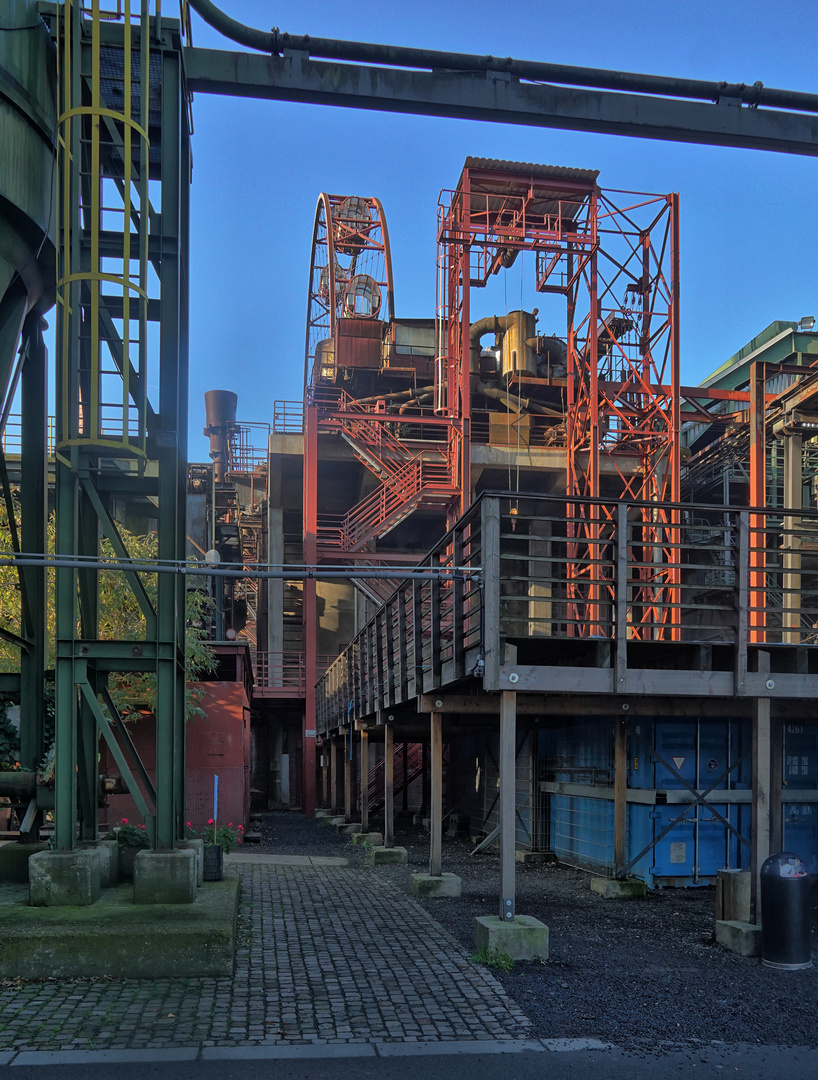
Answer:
111;818;150;880
200;819;242;881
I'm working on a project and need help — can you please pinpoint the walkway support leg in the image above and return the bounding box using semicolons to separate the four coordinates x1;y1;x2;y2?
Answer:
752;653;772;922
331;738;343;814
344;731;352;823
360;729;369;832
614;717;627;877
500;670;517;921
430;711;443;876
384;724;395;849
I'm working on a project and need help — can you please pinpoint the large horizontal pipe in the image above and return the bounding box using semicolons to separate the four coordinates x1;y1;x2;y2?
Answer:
0;771;36;798
187;0;818;115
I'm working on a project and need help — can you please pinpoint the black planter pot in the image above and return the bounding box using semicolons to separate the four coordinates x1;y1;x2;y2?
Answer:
203;844;223;881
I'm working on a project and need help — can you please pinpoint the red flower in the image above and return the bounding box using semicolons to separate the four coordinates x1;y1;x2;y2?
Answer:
207;818;214;824
121;818;129;825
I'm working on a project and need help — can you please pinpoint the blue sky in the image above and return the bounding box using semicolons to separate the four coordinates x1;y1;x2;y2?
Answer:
186;0;818;460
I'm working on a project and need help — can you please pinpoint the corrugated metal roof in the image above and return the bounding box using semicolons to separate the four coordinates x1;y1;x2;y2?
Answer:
464;157;599;183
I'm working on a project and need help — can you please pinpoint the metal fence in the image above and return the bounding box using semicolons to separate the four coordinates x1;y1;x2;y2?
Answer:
316;492;818;730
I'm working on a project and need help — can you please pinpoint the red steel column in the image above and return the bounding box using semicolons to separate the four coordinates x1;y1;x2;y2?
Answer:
302;399;318;815
749;361;767;643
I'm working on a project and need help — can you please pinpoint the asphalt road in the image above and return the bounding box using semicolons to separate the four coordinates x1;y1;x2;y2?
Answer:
2;1043;817;1080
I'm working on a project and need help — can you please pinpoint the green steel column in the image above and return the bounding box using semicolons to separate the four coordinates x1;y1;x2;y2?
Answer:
155;37;186;849
19;317;47;776
54;454;78;850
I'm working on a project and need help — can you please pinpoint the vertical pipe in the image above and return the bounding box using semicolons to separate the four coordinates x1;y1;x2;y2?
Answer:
430;711;443;876
384;723;395;848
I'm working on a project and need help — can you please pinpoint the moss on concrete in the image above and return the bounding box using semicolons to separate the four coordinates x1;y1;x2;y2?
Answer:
0;873;240;978
0;843;48;884
590;877;647;900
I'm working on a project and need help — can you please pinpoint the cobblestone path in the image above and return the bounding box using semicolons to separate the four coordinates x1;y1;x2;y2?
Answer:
0;859;531;1053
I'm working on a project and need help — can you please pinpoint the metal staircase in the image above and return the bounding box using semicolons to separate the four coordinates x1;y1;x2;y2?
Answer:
319;391;459;554
356;742;425;813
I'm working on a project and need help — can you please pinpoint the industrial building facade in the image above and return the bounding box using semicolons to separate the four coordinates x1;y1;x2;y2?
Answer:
2;2;818;925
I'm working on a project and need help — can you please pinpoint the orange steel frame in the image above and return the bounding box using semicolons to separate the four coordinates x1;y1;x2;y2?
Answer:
438;163;683;642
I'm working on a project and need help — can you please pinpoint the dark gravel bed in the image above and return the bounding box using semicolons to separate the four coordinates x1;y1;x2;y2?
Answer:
255;810;818;1051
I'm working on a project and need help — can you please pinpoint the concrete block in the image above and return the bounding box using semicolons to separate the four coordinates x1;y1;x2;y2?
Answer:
328;816;346;828
29;849;102;907
79;840;118;888
715;919;761;957
516;851;557;865
474;915;549;961
350;832;382;846
338;822;362;835
716;869;751;922
133;849;196;905
314;809;331;820
0;843;48;883
0;877;240;978
178;839;204;886
410;872;462;898
590;877;647;899
367;846;408;865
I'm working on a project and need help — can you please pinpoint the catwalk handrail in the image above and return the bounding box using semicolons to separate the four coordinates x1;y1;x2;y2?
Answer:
315;491;818;732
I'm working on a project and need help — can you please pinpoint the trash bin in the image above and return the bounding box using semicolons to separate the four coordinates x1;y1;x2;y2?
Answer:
760;852;813;970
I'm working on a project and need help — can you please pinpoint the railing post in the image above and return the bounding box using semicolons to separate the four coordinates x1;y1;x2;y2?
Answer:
412;580;424;695
481;498;501;689
452;527;465;678
430;553;441;687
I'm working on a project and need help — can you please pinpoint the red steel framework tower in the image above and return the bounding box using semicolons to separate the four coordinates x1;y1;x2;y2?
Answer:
302;194;461;813
438;159;681;641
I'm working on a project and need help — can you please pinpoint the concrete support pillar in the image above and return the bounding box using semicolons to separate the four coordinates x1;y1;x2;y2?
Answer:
500;680;517;922
752;653;772;922
343;731;352;823
360;729;370;833
430;712;443;876
384;724;395;848
613;717;627;877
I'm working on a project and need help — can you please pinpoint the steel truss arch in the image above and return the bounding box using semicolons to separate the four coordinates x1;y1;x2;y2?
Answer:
304;193;394;389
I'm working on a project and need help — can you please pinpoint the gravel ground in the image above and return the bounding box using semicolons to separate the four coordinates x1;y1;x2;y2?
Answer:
257;810;818;1051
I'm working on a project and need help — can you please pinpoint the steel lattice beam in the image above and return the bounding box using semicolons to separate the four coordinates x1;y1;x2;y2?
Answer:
184;49;818;157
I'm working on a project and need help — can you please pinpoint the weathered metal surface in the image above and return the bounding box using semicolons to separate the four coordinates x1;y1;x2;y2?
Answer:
183;48;818;158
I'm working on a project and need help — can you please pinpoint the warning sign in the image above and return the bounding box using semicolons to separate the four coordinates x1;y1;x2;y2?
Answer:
672;756;685;772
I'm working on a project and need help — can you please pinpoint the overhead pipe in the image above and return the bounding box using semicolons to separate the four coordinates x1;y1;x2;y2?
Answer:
475;381;562;417
352;385;434;406
398;389;435;414
187;0;818;115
